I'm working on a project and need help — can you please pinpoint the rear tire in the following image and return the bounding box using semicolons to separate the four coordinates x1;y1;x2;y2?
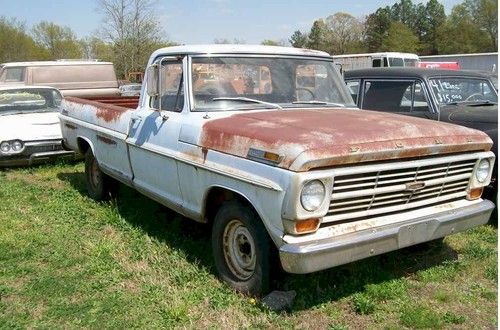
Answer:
211;201;272;296
84;150;118;201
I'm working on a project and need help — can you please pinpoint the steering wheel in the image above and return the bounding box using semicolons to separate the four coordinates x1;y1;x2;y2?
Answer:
465;93;484;102
295;87;316;101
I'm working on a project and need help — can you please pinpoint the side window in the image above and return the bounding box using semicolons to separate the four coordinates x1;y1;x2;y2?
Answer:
362;80;414;112
153;60;184;112
345;80;360;104
372;59;381;67
400;82;431;112
4;67;24;82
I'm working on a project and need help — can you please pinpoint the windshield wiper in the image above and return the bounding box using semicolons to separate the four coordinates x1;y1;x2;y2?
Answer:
212;97;282;110
292;100;345;107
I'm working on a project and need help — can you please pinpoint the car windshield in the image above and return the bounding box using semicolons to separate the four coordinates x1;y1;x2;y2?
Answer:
429;77;497;105
190;56;354;111
0;89;62;115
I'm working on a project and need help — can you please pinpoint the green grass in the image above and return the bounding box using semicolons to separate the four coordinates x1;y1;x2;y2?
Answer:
0;162;497;328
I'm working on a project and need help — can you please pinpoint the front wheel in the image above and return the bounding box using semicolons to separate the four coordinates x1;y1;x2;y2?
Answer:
84;150;118;201
211;201;273;296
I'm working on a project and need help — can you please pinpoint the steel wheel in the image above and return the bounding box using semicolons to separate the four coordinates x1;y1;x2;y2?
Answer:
212;201;274;296
223;219;256;280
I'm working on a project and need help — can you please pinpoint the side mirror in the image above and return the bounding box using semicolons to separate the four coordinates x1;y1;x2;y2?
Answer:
146;64;159;97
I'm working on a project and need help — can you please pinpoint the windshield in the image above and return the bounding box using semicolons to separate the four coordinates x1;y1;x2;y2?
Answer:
429;77;497;105
0;89;62;115
190;56;354;111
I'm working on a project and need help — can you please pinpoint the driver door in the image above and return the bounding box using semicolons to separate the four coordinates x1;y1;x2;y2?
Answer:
126;57;185;209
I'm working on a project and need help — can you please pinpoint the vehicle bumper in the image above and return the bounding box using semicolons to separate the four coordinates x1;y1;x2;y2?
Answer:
0;150;77;167
279;199;494;274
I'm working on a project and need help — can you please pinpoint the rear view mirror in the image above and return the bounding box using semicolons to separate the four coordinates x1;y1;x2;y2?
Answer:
146;64;159;96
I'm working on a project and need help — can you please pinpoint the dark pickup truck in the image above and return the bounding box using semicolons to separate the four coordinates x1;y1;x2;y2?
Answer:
345;68;498;202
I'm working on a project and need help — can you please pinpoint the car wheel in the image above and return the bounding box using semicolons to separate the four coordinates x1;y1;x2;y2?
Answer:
211;201;272;296
84;150;117;201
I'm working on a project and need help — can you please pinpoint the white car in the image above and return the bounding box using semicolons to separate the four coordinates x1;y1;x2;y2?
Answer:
0;86;76;166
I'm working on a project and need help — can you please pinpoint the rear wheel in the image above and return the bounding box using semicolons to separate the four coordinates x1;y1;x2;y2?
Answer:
211;201;272;296
84;150;118;201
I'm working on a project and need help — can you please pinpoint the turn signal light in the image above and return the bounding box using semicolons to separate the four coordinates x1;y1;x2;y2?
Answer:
295;218;320;234
467;187;483;200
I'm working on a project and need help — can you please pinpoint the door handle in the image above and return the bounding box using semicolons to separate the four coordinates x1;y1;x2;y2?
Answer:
128;115;143;135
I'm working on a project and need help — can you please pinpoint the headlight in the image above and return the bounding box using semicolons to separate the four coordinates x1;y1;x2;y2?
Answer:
11;140;24;152
475;159;491;183
300;180;326;211
0;141;10;153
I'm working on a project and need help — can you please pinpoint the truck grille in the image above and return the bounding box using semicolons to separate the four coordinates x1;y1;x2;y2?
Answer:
325;158;476;224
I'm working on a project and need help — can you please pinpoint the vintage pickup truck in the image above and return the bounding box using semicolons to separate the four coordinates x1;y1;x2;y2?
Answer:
59;45;495;295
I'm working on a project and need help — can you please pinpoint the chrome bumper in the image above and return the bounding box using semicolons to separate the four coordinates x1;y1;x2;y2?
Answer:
279;199;494;274
0;150;76;167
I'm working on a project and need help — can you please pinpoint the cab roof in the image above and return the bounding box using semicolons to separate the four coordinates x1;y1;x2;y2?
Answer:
150;44;331;59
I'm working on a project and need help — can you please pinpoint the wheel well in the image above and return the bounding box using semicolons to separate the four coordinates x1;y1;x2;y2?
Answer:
204;187;256;224
77;137;91;154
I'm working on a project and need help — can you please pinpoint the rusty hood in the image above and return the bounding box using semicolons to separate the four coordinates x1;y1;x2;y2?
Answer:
199;108;492;171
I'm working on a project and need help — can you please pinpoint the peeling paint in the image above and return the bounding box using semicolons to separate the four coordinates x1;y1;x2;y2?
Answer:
200;108;492;171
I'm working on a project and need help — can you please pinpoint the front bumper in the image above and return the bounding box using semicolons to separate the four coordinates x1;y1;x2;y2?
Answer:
0;150;76;167
279;199;494;274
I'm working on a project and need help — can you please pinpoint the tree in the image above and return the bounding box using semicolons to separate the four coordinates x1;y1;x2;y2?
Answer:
464;0;497;50
97;0;167;78
325;12;364;54
214;38;246;44
32;21;82;59
390;0;417;29
0;17;43;62
289;30;308;48
261;39;286;46
417;0;446;55
436;4;488;54
80;37;114;61
307;19;330;52
364;7;393;52
380;21;420;53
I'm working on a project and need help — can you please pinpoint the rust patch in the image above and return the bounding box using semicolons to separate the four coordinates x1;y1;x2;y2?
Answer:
202;147;208;163
199;108;492;171
65;96;133;123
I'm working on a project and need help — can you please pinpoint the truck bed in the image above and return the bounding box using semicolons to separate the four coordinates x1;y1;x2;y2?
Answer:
61;96;138;134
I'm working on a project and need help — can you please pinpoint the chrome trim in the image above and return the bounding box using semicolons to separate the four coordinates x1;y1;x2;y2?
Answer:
279;199;494;274
323;152;494;224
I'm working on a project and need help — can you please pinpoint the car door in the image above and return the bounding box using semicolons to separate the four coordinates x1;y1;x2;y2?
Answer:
126;57;185;209
361;79;437;120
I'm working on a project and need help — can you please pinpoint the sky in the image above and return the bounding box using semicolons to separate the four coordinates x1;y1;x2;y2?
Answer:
2;0;463;44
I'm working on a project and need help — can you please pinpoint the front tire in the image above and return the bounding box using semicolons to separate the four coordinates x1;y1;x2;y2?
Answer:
84;150;117;201
211;201;272;296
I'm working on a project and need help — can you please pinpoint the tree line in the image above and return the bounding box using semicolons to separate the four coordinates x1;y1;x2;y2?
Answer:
0;0;497;80
0;0;174;80
287;0;497;55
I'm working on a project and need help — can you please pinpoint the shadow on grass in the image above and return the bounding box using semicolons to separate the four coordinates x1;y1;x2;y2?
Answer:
58;171;459;310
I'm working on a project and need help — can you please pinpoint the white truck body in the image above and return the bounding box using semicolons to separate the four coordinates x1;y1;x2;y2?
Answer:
59;45;494;294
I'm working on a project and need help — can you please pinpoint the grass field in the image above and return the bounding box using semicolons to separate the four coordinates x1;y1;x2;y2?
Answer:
0;162;497;329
